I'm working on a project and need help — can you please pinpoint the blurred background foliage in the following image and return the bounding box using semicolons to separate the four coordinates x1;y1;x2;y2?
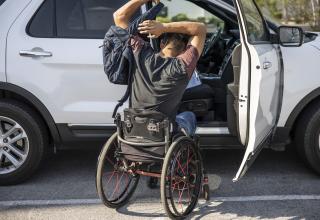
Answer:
156;0;320;32
256;0;320;31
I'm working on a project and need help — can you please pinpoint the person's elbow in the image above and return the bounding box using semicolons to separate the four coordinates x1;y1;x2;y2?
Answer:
113;11;127;26
196;23;207;36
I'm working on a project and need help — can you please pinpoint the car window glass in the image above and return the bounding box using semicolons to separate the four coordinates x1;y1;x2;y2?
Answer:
240;0;269;43
56;0;132;39
156;0;224;33
28;0;54;38
0;0;6;6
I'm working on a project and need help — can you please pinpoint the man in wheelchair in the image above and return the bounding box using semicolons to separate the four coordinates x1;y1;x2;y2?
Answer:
113;0;206;137
95;1;209;218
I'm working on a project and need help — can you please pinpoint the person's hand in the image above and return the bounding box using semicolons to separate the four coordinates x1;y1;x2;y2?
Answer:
138;20;165;38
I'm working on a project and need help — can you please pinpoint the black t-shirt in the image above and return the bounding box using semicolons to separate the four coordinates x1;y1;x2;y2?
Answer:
130;35;199;120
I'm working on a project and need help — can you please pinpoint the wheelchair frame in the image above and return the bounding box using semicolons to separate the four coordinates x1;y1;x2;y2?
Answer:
96;109;209;219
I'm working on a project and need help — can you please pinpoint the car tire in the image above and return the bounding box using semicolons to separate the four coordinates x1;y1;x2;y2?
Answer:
294;101;320;174
0;99;48;185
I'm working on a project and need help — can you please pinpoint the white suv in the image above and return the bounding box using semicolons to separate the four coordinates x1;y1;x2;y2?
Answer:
0;0;320;185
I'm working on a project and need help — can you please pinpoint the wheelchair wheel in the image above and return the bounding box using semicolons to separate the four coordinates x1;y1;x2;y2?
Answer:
96;132;140;208
161;136;202;219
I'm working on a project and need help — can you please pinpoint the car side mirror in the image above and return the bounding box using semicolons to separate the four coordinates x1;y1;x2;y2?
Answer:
278;26;304;47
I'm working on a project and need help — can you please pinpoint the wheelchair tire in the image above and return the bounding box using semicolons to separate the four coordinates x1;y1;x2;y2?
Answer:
160;136;202;219
96;132;140;208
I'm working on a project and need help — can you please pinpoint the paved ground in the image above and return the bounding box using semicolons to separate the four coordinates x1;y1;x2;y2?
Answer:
1;146;320;220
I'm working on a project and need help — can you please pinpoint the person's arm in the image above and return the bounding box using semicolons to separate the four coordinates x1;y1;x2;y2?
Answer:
138;21;207;56
113;0;159;29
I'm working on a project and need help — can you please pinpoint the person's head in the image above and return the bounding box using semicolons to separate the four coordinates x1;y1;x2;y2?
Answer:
160;33;189;57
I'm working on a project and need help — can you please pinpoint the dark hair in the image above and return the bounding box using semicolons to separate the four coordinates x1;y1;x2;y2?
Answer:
160;33;189;52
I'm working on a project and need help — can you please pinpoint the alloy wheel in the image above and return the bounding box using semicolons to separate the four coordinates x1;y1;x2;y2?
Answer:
0;116;29;175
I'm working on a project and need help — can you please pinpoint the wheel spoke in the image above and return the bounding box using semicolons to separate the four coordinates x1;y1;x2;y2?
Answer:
6;144;26;159
110;172;119;199
178;182;186;213
8;132;25;144
116;172;125;196
186;147;189;176
175;154;186;176
3;151;20;167
106;156;115;166
187;181;191;204
3;124;19;139
181;152;194;173
106;171;116;185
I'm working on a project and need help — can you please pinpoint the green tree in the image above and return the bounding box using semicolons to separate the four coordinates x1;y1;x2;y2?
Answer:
196;17;206;23
171;13;191;22
156;16;171;23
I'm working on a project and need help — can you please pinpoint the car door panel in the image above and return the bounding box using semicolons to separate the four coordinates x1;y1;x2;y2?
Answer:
233;0;283;181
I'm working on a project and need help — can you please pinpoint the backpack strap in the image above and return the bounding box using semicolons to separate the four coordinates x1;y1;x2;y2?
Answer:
112;59;133;118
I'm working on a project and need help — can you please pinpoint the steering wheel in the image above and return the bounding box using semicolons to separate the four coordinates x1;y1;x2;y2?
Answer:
201;27;223;58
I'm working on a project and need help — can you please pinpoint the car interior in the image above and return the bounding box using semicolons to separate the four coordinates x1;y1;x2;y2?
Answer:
151;0;242;135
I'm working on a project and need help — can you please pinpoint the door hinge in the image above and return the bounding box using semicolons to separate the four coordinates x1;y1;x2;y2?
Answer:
239;95;247;103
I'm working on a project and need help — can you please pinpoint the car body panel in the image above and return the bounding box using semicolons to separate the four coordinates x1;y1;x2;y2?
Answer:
277;38;320;127
6;0;127;124
0;0;32;82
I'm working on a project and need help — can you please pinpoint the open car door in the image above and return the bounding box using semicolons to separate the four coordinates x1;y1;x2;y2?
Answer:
233;0;283;181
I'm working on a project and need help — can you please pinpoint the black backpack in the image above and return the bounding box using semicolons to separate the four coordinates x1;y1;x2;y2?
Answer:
102;26;132;85
101;3;164;117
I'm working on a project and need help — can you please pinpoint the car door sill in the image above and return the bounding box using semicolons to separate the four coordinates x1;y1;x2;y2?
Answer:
67;124;230;135
196;127;230;135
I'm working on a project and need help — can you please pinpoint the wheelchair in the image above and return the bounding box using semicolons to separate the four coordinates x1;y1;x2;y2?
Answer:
96;108;209;219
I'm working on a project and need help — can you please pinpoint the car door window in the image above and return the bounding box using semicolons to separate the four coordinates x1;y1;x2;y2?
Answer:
28;0;54;38
56;0;129;39
0;0;6;6
156;0;224;33
239;0;269;43
28;0;139;39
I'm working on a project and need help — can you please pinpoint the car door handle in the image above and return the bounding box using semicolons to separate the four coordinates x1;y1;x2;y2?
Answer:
263;61;272;69
19;50;52;58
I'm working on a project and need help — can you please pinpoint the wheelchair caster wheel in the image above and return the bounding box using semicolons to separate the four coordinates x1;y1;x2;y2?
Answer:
147;177;158;189
202;176;210;201
202;184;210;201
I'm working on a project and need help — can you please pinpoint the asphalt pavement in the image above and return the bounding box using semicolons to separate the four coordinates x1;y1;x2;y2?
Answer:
1;146;320;220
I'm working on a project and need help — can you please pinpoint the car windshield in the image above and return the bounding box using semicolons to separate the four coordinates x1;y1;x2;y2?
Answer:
0;0;6;6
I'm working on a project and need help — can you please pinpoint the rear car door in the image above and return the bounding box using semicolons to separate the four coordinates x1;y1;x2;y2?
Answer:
233;0;283;181
6;0;129;125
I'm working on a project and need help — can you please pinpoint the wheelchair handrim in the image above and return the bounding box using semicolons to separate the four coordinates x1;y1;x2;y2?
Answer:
97;134;139;207
162;137;202;218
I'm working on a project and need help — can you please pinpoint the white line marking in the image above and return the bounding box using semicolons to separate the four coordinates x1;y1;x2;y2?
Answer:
211;195;320;202
1;195;320;207
0;199;100;207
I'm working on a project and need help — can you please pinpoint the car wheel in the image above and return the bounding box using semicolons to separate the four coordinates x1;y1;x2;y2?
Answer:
0;99;48;185
294;101;320;174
